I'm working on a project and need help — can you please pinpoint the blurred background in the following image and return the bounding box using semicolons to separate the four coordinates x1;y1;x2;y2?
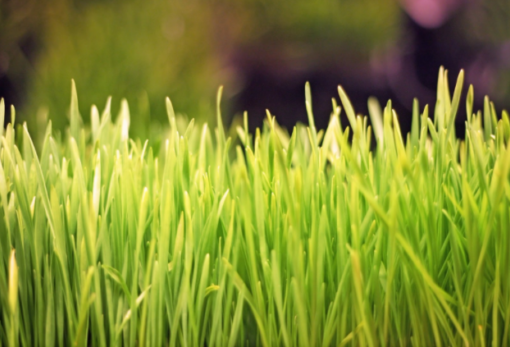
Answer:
1;0;510;141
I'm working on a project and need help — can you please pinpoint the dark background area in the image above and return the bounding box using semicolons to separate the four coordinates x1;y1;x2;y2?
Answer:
1;0;510;141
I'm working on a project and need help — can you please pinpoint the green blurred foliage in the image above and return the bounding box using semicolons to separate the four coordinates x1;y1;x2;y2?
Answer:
18;0;400;141
4;0;510;144
220;0;400;53
24;0;224;140
0;0;48;99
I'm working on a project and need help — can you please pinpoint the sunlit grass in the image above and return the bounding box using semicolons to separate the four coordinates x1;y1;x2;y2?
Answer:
1;68;509;346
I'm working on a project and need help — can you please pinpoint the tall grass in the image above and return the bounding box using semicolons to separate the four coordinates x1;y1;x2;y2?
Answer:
1;69;509;346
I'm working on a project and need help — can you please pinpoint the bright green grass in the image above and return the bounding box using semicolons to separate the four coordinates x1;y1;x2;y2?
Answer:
1;68;510;346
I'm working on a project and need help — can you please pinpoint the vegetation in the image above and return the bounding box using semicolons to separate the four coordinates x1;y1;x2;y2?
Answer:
7;0;399;139
1;69;510;346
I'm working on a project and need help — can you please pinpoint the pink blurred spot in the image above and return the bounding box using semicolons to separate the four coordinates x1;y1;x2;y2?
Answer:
401;0;463;28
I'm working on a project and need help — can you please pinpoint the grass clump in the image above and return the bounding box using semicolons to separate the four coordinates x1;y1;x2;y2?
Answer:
1;69;510;346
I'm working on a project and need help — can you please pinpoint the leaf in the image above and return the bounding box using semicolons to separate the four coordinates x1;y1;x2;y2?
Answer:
0;98;4;138
102;265;132;303
338;85;357;132
119;99;130;142
466;85;474;123
216;86;225;145
165;97;175;126
8;249;18;316
368;97;383;145
70;79;82;142
446;70;464;139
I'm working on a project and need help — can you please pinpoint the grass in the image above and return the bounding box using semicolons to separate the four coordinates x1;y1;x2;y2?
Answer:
0;68;509;346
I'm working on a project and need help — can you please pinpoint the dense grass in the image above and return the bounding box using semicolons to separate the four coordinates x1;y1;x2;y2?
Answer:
1;69;510;346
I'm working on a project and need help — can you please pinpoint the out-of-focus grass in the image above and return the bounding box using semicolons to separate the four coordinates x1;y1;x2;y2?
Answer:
1;69;510;346
18;0;400;141
214;0;400;51
24;0;223;139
